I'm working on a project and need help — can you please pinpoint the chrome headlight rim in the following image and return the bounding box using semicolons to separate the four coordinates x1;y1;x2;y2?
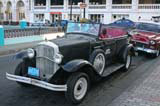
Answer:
54;53;63;64
150;40;156;45
27;48;35;59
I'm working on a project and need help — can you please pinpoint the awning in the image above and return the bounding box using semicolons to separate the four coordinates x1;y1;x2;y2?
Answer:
50;12;62;14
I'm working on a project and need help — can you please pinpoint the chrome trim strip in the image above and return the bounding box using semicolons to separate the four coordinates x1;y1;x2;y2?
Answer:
131;40;149;44
135;47;158;54
6;73;67;91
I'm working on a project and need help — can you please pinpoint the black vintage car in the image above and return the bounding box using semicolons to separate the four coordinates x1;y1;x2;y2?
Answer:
6;22;134;104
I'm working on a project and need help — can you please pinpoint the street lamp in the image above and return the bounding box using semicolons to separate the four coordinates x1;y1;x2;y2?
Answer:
70;0;73;20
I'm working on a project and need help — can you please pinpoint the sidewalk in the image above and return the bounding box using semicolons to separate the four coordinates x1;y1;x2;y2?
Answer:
5;32;64;45
108;58;160;106
0;32;64;56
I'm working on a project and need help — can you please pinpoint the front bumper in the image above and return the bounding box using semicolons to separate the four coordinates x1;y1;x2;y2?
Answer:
6;73;67;91
135;47;158;54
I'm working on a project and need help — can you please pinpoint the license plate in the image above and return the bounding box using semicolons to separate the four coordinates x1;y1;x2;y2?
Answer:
28;67;40;77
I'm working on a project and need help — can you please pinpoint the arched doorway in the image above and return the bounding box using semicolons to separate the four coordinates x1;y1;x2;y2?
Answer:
16;1;25;21
0;2;4;21
6;1;12;21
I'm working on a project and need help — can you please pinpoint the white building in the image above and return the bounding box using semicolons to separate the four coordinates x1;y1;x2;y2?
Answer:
0;0;160;24
0;0;30;23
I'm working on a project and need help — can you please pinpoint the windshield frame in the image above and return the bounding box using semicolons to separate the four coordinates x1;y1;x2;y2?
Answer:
66;22;101;37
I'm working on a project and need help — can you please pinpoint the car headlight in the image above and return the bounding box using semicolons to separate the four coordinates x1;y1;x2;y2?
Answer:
27;48;35;59
150;40;156;45
129;31;138;36
54;53;63;64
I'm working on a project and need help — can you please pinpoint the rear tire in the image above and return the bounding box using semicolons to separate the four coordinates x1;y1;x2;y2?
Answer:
14;62;30;87
123;52;132;71
65;72;90;104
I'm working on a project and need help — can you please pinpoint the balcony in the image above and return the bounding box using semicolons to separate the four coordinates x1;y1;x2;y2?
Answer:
68;5;80;9
112;4;132;9
50;5;64;9
34;6;46;9
89;5;106;9
138;4;160;9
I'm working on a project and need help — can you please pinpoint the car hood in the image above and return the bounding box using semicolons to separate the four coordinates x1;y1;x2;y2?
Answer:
50;34;97;64
51;34;96;47
131;30;160;43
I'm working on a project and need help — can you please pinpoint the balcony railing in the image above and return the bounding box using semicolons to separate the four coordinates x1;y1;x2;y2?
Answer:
89;5;106;9
34;6;46;9
50;5;64;9
112;4;132;9
138;4;160;9
68;5;80;9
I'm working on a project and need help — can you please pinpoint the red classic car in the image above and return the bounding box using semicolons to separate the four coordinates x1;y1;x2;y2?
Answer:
130;22;160;57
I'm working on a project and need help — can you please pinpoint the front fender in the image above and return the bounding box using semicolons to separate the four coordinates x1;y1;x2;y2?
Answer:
12;50;28;60
119;44;134;63
62;59;95;73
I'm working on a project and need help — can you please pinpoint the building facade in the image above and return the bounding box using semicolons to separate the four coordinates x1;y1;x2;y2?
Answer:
0;0;160;24
0;0;30;23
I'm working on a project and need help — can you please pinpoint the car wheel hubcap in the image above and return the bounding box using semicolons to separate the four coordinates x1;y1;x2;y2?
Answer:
93;53;105;75
74;77;88;100
156;50;159;57
126;55;131;69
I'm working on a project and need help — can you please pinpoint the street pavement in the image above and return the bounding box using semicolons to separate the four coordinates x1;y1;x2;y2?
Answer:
0;53;160;106
108;56;160;106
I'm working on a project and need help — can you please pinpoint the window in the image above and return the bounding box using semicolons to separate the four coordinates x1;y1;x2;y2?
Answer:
89;14;104;23
113;0;132;4
51;0;63;5
89;0;106;5
34;14;44;22
34;0;46;6
139;0;160;4
68;0;83;5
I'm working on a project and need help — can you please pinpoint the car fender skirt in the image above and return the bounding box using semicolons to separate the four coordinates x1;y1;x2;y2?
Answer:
62;59;95;73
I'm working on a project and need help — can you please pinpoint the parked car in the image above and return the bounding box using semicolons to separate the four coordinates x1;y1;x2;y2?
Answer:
130;22;160;57
6;22;134;104
109;19;136;31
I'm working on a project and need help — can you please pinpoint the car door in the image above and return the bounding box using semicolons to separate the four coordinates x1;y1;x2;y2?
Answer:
100;28;117;65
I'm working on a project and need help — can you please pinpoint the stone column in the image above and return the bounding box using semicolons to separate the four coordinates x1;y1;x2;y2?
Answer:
105;0;112;24
12;0;17;22
130;0;139;21
132;0;139;11
106;0;112;10
46;0;50;11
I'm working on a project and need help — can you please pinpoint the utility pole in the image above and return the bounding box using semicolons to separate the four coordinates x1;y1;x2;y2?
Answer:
70;0;73;20
83;0;85;18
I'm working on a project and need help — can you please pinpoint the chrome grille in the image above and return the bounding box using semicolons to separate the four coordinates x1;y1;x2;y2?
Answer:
35;45;57;80
135;42;148;48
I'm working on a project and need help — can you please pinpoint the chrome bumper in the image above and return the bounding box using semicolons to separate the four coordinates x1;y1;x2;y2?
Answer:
135;47;158;54
6;73;67;91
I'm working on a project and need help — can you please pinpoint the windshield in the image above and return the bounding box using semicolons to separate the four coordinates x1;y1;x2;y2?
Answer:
136;23;160;33
66;22;100;36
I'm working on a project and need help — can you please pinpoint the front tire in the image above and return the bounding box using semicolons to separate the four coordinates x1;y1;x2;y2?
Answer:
14;62;30;87
65;72;90;104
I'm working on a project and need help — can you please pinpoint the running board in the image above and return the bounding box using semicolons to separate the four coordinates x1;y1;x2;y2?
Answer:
102;63;124;77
